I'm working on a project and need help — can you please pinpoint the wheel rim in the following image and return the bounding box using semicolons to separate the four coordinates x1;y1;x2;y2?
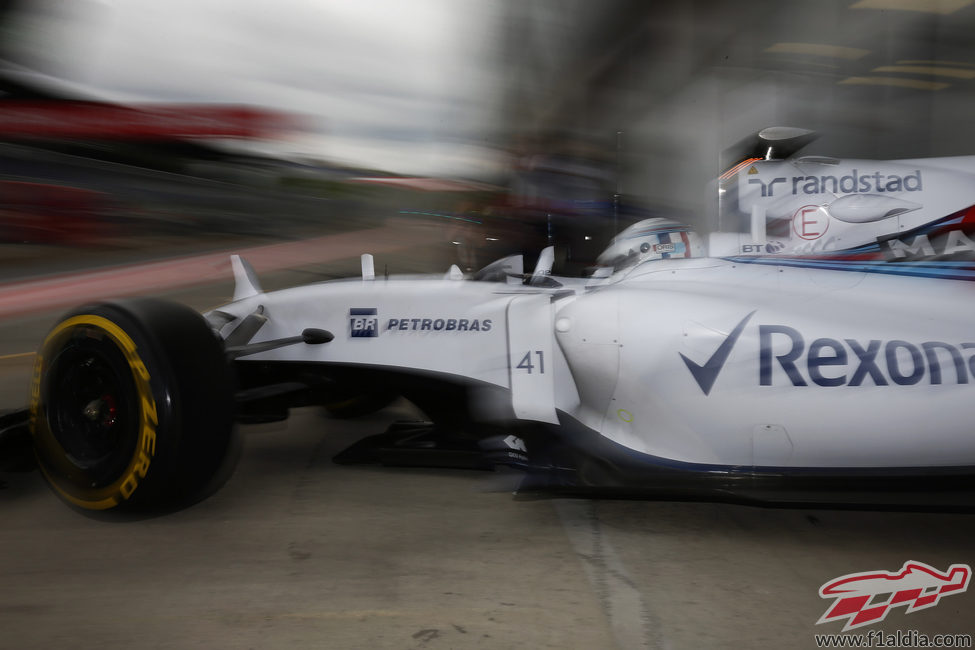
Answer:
43;330;140;486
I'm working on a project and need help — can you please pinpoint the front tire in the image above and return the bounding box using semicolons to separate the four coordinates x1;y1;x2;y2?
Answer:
30;299;237;512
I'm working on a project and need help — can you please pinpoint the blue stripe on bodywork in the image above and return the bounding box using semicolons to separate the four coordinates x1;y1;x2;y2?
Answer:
725;256;975;281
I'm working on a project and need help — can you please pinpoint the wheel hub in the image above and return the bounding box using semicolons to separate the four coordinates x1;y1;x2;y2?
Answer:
82;395;117;427
83;400;102;421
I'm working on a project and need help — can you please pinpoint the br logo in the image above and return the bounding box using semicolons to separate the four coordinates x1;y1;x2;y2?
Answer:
349;308;378;338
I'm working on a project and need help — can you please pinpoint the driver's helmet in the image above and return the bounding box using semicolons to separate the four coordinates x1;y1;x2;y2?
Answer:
597;218;704;270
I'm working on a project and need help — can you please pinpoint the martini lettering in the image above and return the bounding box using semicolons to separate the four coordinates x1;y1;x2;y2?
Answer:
882;229;975;260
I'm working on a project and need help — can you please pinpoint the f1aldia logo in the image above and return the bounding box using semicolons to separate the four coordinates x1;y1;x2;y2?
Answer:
817;561;971;631
681;311;975;395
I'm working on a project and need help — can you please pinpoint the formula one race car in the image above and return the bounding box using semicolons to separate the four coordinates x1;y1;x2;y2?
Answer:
5;127;975;513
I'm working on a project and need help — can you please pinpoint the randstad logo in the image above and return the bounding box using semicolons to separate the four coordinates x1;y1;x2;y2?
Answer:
748;169;923;197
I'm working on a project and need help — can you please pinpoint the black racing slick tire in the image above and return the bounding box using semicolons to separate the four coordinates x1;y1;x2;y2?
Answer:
30;299;237;512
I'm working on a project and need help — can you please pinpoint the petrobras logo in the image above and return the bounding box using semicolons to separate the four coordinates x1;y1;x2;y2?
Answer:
349;309;494;338
746;167;923;198
681;312;975;395
817;561;971;632
349;307;378;337
385;317;492;332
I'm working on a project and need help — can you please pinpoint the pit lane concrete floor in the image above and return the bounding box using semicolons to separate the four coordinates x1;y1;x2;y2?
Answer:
1;243;974;649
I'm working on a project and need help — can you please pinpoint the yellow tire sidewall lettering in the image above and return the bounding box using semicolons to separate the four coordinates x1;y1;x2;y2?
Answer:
32;314;159;510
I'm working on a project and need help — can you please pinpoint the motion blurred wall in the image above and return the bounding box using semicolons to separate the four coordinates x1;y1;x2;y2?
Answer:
2;0;975;247
497;0;975;231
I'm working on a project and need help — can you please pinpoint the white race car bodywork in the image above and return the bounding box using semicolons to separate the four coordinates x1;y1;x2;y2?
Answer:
210;252;975;477
19;128;975;513
199;137;975;505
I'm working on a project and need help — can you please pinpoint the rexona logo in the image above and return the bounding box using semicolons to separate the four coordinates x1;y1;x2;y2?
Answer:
747;169;922;198
817;561;971;632
681;312;975;394
680;312;755;396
